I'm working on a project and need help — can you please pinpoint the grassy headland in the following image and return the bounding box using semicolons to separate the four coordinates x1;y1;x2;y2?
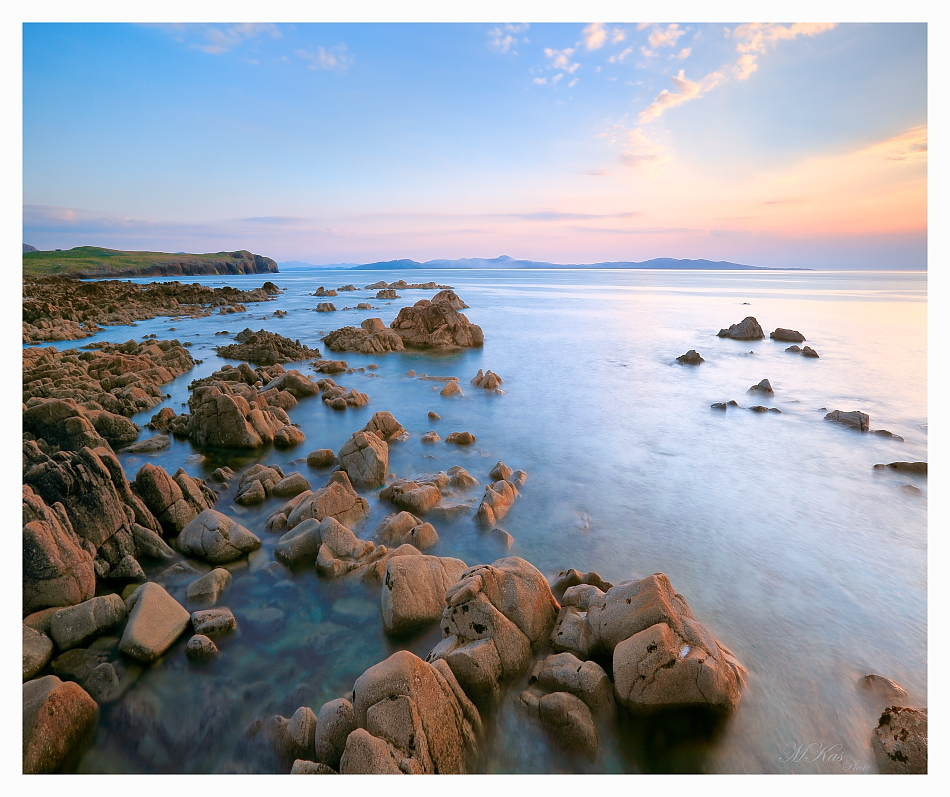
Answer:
22;246;279;278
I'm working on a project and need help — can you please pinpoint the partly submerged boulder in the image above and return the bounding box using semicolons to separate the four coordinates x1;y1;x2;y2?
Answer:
177;509;261;564
381;555;468;636
717;317;764;340
824;409;870;432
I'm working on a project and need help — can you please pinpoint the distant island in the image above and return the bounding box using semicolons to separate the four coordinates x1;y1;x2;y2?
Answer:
22;246;278;278
352;255;810;271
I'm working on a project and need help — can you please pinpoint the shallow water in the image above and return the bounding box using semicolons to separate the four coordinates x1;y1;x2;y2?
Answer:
36;268;926;774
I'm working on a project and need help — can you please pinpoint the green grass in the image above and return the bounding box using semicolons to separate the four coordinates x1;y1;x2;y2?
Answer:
23;246;254;276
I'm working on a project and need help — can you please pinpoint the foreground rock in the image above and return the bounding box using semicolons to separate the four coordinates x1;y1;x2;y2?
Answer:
336;650;481;773
824;409;870;432
119;582;191;663
22;675;98;773
381;555;468;636
178;509;262;563
717;316;764;340
22;485;96;614
549;572;746;714
338;431;389;489
427;557;559;704
871;706;927;774
216;328;322;365
49;594;126;651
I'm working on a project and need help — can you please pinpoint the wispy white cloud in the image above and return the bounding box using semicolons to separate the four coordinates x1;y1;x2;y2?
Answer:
608;47;633;64
729;22;837;79
619;127;672;169
583;23;608;50
638;69;723;123
488;23;530;54
648;24;686;50
196;23;281;55
675;47;691;60
295;44;354;72
544;47;580;74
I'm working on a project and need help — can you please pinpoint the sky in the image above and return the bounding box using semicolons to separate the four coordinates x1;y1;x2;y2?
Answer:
21;11;929;269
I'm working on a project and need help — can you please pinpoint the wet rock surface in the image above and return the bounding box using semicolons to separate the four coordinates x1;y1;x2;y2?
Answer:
216;328;322;365
717;316;764;340
871;706;927;774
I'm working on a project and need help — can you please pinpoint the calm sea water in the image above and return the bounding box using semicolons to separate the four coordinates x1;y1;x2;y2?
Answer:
37;268;926;774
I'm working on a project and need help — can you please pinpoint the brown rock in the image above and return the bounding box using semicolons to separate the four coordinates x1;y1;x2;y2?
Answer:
717;316;764;340
22;675;98;773
382;555;468;636
871;706;927;774
825;409;870;432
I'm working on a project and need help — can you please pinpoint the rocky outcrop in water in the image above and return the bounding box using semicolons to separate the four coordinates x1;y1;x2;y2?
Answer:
717;317;764;340
391;295;483;350
770;328;805;342
676;350;704;365
824;409;870;432
871;706;927;774
338;431;389;489
873;461;927;475
323;319;406;354
381;555;469;636
177;509;262;564
23;339;195;418
266;471;370;534
23;275;278;343
216;328;322;365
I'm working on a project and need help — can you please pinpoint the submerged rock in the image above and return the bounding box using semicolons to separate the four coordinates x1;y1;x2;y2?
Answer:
770;328;805;343
748;378;773;394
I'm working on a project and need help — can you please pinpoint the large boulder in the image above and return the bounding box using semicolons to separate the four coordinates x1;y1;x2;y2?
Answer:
23;675;98;773
314;698;357;771
770;327;805;342
520;690;599;758
324;321;406;354
474;479;520;527
717;317;764;340
22;485;96;615
362;411;406;442
390;297;484;350
49;594;127;651
871;706;927;774
343;650;481;774
185;568;232;607
177;509;262;564
23;398;139;453
338;431;389;489
529;652;614;715
23;444;161;581
380;479;443;516
381;555;469;636
118;582;191;663
23;625;54;681
184;380;291;448
133;462;214;536
268;471;370;533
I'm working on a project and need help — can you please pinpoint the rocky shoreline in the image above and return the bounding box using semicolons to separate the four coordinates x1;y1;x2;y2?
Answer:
21;283;926;774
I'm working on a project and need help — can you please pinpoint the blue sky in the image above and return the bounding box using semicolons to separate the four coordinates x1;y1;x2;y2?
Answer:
21;15;928;268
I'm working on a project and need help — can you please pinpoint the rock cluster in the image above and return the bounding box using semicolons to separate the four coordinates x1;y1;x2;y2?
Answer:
23;275;278;343
23;339;195;418
216;328;322;365
323;318;406;354
312;287;338;297
474;463;527;527
471;369;503;389
380;466;480;518
391;294;483;350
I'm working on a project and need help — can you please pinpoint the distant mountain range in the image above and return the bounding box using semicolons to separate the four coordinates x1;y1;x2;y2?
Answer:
348;255;810;271
278;260;360;270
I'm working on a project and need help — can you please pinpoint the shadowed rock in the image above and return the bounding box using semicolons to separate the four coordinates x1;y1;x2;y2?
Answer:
717;317;764;340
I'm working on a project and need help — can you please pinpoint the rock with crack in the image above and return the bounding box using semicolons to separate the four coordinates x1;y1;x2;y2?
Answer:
49;594;127;651
177;509;262;564
381;554;468;636
338;430;389;489
133;462;215;535
474;478;520;528
471;369;503;389
334;650;481;774
362;410;407;442
266;471;370;533
824;409;870;432
519;689;599;758
427;557;559;705
390;294;484;350
528;652;614;715
324;318;406;354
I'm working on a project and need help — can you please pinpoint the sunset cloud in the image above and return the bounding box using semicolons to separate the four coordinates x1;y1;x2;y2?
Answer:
730;23;837;79
638;69;723;123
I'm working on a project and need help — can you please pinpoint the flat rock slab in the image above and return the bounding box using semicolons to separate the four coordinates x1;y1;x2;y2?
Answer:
119;582;191;663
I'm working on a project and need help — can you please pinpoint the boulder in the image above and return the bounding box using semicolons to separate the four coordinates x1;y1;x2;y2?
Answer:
275;519;326;568
825;410;870;432
474;479;519;527
347;650;481;773
676;350;704;365
23;625;54;681
177;509;262;563
339;728;404;774
49;594;127;651
551;569;613;601
118;582;192;663
306;449;337;469
861;674;909;706
291;760;337;774
471;369;503;389
22;675;98;773
529;652;613;714
315;302;337;312
362;411;406;442
871;706;927;774
717;316;764;340
338;430;389;489
124;434;170;453
22;486;96;615
314;698;357;770
272;471;311;497
273;471;371;532
185;634;218;661
785;345;801;353
185;568;232;606
802;346;819;358
421;431;440;444
770;328;805;342
274;425;306;448
130;523;175;561
549;606;595;659
133;462;213;536
748;378;773;394
446;431;475;445
382;555;469;636
380;479;443;516
323;322;406;354
520;690;599;758
375;511;439;550
191;607;237;636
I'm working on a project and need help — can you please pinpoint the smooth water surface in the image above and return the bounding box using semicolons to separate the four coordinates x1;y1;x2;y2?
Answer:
39;268;924;774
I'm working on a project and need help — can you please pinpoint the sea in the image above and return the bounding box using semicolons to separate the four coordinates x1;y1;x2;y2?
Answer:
29;268;927;774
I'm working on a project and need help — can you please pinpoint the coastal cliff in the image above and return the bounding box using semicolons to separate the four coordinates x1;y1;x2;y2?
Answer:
22;247;279;278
